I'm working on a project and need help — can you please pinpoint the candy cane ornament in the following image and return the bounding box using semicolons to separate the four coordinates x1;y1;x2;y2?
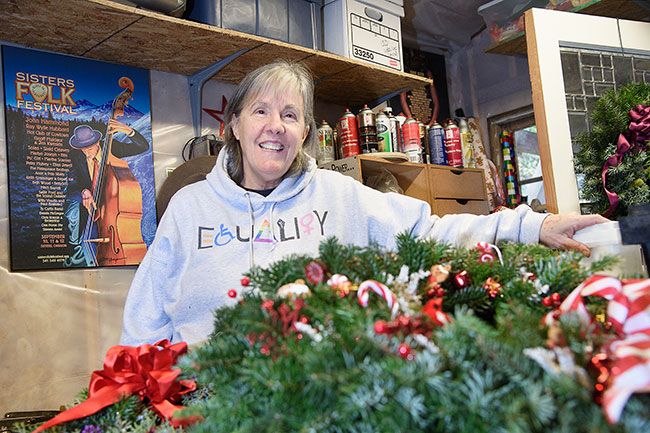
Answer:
542;274;650;423
476;241;503;265
357;280;399;319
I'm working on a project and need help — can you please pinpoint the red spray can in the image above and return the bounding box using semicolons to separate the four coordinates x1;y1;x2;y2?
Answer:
337;108;360;157
401;117;422;163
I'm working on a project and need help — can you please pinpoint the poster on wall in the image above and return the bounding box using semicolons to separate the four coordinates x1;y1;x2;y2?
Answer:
2;45;157;271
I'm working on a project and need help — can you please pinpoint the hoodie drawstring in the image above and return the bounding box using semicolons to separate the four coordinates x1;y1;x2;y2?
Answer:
245;192;255;270
269;202;278;250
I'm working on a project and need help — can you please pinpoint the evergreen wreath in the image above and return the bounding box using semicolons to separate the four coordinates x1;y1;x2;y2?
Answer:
23;236;650;433
574;82;650;219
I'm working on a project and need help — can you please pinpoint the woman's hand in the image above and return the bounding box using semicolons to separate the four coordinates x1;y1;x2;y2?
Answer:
539;213;609;256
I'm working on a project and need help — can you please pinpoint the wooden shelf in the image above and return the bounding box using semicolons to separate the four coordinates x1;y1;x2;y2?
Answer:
485;0;650;56
0;0;431;107
485;32;527;56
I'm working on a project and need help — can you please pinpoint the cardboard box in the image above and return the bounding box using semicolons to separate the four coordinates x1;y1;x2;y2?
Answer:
318;156;362;182
323;0;404;71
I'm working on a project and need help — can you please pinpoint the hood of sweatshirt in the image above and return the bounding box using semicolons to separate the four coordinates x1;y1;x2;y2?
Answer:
206;149;317;209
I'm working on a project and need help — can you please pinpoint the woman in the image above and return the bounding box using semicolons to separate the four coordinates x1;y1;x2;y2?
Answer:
121;61;606;346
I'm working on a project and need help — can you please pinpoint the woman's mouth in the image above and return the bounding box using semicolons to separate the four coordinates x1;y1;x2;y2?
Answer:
259;142;285;151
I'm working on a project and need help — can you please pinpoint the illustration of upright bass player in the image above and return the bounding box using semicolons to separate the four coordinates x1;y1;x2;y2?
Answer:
64;77;149;267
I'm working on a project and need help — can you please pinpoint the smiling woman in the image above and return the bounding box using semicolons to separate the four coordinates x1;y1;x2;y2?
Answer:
120;60;608;347
223;61;317;190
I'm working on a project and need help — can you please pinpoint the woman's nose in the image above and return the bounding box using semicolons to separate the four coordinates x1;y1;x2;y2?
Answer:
266;112;285;134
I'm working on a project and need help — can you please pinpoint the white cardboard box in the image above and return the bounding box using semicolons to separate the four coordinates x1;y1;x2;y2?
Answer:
573;221;648;278
324;0;404;71
318;156;362;181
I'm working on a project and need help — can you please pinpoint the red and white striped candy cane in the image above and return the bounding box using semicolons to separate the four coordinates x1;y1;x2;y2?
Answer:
603;332;650;423
543;274;650;423
476;241;503;264
543;275;630;334
357;280;399;319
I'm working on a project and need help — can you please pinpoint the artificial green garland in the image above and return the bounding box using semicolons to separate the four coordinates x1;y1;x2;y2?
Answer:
574;82;650;219
24;235;650;433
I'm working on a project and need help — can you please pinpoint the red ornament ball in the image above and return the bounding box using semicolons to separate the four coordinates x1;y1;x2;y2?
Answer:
550;292;561;304
542;296;553;307
227;289;237;298
374;320;388;334
240;276;250;287
453;271;471;288
398;343;412;360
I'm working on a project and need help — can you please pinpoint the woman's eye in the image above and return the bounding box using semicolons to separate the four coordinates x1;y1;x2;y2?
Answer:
284;112;297;120
254;108;266;115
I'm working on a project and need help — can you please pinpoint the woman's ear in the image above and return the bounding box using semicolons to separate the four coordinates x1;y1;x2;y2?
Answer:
302;124;310;142
231;115;240;141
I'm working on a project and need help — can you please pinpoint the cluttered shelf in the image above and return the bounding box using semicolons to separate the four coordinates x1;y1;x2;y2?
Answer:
0;0;430;107
485;0;650;56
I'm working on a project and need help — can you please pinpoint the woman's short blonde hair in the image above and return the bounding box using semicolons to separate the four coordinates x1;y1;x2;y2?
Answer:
223;61;317;185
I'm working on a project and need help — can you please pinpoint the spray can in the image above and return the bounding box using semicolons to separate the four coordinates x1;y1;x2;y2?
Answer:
376;110;392;152
418;120;428;162
317;120;335;164
428;121;447;165
357;104;378;153
385;107;401;153
401;117;422;163
443;119;463;167
337;108;360;158
332;128;339;159
458;117;475;168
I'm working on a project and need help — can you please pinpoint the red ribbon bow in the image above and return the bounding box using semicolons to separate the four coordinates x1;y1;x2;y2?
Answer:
601;104;650;217
422;297;452;326
34;340;199;432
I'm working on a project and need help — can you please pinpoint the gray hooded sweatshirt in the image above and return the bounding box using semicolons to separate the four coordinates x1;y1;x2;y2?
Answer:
121;150;548;345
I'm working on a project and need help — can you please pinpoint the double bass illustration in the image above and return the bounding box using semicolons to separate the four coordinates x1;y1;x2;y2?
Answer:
80;77;148;266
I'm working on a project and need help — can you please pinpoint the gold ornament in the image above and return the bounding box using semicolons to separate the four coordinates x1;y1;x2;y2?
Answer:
276;281;311;299
482;277;502;298
429;264;451;284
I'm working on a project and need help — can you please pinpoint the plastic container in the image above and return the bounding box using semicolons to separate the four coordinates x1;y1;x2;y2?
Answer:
572;221;648;278
323;0;404;71
184;0;321;49
117;0;186;16
477;0;547;43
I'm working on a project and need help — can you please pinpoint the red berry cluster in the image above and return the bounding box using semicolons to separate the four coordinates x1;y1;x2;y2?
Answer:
542;292;562;307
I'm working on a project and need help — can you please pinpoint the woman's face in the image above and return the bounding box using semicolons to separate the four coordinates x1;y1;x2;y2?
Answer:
232;86;309;190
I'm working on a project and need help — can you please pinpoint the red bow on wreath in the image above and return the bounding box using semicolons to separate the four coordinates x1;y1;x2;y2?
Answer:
601;104;650;218
34;340;200;432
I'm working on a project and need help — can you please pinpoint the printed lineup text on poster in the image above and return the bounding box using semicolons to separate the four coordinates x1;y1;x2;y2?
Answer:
2;45;157;270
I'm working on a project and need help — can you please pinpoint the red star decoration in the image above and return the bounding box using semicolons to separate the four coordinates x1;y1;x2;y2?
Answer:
203;95;228;136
